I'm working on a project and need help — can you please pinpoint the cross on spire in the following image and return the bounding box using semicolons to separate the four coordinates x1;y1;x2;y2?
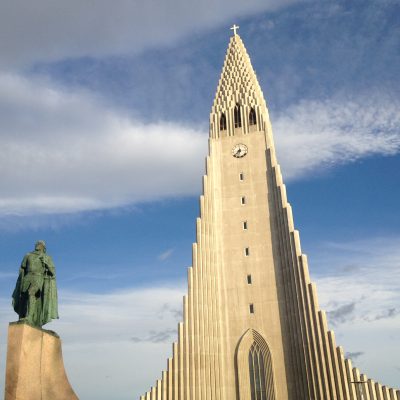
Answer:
230;24;239;36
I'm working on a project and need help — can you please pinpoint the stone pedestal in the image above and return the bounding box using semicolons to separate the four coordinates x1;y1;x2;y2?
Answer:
4;322;78;400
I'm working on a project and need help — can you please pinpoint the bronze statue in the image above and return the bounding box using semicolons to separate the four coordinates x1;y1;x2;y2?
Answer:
12;241;59;327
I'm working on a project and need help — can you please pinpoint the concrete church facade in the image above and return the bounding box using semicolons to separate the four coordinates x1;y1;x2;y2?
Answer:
139;31;399;400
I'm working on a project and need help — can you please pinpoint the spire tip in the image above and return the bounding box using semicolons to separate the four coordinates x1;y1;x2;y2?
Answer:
230;24;239;36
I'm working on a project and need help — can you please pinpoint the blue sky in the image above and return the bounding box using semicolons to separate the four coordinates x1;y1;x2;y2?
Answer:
0;0;399;398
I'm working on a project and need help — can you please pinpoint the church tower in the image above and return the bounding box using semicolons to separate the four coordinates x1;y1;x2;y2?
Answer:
139;29;399;400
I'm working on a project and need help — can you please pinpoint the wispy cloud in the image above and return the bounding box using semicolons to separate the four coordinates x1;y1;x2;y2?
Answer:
315;236;400;323
54;286;185;344
158;303;183;320
313;235;400;387
364;308;400;322
327;302;356;326
273;94;400;180
131;329;177;344
0;212;94;233
345;351;364;360
158;249;174;261
0;0;304;69
0;272;17;280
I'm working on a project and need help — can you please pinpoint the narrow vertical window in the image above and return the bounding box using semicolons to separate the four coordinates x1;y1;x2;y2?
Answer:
219;113;227;131
239;172;244;181
245;247;250;256
249;107;257;126
234;103;242;128
247;274;252;284
249;304;254;314
241;196;246;205
243;221;248;230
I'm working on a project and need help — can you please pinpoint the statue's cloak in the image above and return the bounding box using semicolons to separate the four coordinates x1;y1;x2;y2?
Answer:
42;273;59;325
11;272;23;316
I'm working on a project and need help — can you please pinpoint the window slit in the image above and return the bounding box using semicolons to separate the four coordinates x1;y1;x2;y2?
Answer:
234;103;242;128
220;113;227;131
249;107;257;126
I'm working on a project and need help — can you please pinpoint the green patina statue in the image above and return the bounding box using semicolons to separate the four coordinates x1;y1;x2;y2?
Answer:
12;240;59;327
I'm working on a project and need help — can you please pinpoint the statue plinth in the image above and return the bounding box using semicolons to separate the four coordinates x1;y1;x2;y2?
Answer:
4;321;78;400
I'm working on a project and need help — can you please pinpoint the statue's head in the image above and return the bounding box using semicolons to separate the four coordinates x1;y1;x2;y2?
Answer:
35;240;46;253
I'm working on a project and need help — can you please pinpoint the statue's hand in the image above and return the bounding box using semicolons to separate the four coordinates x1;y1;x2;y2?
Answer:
45;265;54;276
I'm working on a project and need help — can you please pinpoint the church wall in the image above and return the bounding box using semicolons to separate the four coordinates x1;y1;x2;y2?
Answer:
209;130;290;398
138;33;400;400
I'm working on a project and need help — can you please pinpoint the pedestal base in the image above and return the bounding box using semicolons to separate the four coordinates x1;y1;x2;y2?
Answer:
4;322;78;400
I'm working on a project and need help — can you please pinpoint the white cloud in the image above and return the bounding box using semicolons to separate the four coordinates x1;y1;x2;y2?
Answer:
1;74;400;218
0;0;304;69
273;95;400;180
158;248;174;261
313;236;400;388
0;73;207;216
0;272;16;280
0;213;89;232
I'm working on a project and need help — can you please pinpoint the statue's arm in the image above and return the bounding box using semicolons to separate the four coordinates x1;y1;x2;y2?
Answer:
19;255;28;275
44;256;56;277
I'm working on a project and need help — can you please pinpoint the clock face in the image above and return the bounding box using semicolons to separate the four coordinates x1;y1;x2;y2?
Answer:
232;143;248;158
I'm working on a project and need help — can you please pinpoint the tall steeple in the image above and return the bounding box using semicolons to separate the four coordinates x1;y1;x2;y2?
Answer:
139;31;399;400
210;32;269;139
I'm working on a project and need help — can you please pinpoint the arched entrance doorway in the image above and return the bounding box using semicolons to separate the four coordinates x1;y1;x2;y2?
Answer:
236;329;276;400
